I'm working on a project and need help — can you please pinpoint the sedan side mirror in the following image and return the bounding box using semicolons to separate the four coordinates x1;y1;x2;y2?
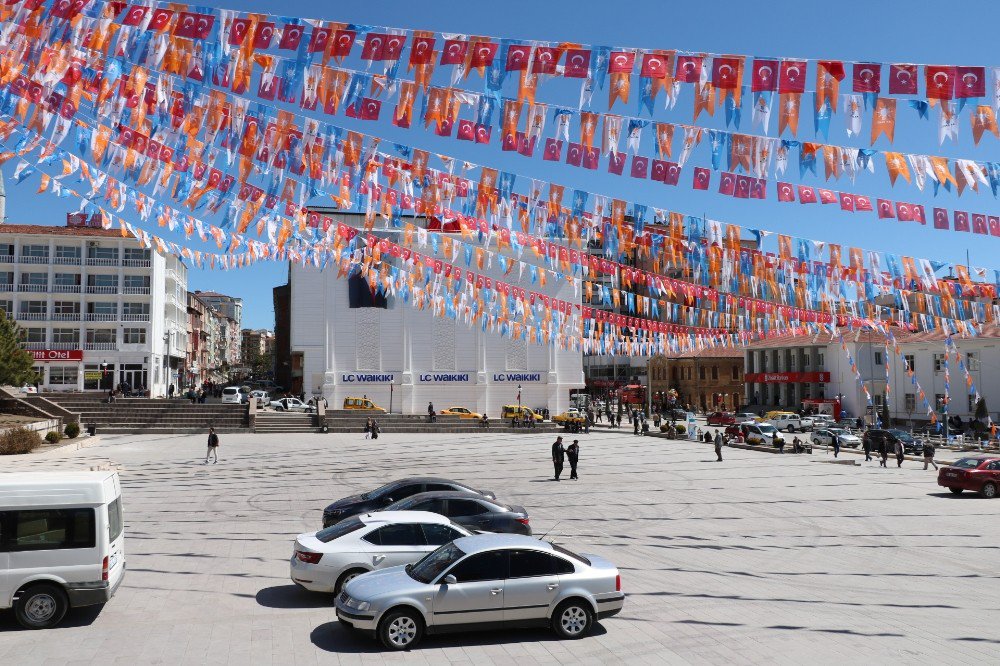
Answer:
383;496;394;505
442;574;457;585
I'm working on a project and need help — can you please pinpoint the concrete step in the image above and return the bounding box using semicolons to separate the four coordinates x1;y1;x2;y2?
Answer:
94;428;251;435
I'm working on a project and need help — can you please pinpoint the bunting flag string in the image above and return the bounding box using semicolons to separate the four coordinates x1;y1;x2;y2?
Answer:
889;331;937;426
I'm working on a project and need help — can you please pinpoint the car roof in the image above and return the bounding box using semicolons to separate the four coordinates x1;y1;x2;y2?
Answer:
958;454;1000;460
397;491;485;502
358;511;452;525
387;477;467;486
453;533;551;553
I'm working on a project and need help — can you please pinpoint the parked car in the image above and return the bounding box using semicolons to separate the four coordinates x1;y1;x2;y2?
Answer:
383;491;531;535
249;390;270;408
863;429;921;455
220;386;246;404
706;412;736;426
744;423;785;447
269;397;315;413
322;478;496;528
937;455;1000;497
501;405;543;422
439;407;482;419
335;533;624;650
0;471;125;629
768;412;814;432
812;428;862;448
290;511;474;595
810;414;836;428
552;410;586;430
735;412;760;423
836;417;859;430
19;385;38;394
343;397;386;412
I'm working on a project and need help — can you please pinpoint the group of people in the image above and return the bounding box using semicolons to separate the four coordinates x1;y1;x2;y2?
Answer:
363;417;381;439
551;436;580;481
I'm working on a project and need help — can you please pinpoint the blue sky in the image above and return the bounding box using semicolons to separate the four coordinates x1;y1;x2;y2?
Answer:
3;0;999;328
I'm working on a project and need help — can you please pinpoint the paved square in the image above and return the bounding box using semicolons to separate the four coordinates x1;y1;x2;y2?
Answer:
2;430;998;664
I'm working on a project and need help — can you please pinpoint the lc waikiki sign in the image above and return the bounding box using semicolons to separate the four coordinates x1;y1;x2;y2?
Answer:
340;373;399;383
417;372;474;383
491;372;545;383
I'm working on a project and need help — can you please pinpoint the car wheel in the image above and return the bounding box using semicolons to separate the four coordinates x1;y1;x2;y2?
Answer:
551;599;594;639
787;425;795;433
335;568;367;595
949;487;963;495
276;406;284;412
981;482;998;499
14;584;68;629
378;608;424;651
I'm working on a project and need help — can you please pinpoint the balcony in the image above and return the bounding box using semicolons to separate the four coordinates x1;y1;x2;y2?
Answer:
85;313;117;321
18;284;48;292
49;342;80;350
0;283;12;292
22;341;47;350
122;286;151;295
122;259;151;268
19;255;50;264
86;257;119;267
85;285;118;294
53;256;82;265
122;313;150;322
17;312;48;321
0;255;13;263
53;284;82;293
52;313;81;321
84;342;116;351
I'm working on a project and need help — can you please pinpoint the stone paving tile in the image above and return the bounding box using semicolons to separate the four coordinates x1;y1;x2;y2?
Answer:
1;430;999;664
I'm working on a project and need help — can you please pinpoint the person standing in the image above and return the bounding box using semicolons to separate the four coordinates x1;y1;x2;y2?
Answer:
714;430;723;462
863;433;873;461
922;440;938;470
895;437;904;468
364;417;372;439
832;432;840;458
168;383;175;399
567;440;580;480
551;436;565;481
856;416;864;431
878;436;888;467
205;427;219;464
371;419;380;440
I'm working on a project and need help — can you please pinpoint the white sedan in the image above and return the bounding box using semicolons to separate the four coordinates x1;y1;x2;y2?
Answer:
290;511;474;594
812;428;862;448
269;397;315;412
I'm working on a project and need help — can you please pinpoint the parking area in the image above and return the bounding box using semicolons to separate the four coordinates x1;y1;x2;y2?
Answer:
2;430;998;664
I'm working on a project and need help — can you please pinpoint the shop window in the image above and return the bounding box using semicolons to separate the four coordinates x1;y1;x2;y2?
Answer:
48;366;79;385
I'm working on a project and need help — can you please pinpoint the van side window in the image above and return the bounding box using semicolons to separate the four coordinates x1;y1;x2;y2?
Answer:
108;498;123;542
2;509;96;551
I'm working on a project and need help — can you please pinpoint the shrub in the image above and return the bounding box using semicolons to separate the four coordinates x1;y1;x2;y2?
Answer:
64;422;80;439
674;424;686;434
45;431;63;444
0;427;43;455
659;424;669;432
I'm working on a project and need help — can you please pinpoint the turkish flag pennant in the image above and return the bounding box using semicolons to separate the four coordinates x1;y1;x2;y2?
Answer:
252;22;275;49
381;36;405;61
650;159;667;182
122;5;148;26
456;119;475;141
818;188;836;204
408;35;434;64
718;172;736;196
692;167;711;190
629;156;649;179
440;39;468;65
146;8;173;31
777;182;795;201
228;18;252;46
641;52;670;79
307;26;331;54
989;216;1000;237
359;98;381;120
953;210;970;231
932;207;949;229
517;132;536;157
797;185;817;203
566;143;583;167
470;41;499;68
912;205;925;224
855;195;873;212
955;66;986;99
852;63;881;93
662;162;681;186
435;117;454;137
532;47;561;74
779;60;807;93
839;193;855;212
751;59;778;92
925;65;956;100
278;23;305;50
474;124;492;144
565;49;590;78
608;51;635;73
888;64;917;95
712;56;741;90
896;202;915;221
506;44;531;71
583;146;600;170
501;130;517;152
607;151;626;175
543;138;563;161
734;175;751;198
361;33;389;60
877;199;896;219
749;178;767;199
972;213;989;234
675;55;702;83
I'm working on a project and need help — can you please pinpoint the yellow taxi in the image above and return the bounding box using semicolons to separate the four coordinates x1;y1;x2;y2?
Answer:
501;405;544;421
440;406;482;419
343;397;385;412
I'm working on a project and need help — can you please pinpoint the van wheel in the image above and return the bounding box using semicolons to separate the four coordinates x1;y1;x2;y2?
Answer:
787;425;795;433
981;482;998;499
15;584;68;629
335;568;367;595
949;487;963;494
551;599;594;639
378;608;424;650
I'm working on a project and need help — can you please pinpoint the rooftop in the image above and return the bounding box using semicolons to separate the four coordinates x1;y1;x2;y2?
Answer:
0;223;132;239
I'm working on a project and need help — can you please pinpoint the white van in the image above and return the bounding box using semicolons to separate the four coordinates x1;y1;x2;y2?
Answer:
768;413;814;432
0;471;125;629
220;386;245;404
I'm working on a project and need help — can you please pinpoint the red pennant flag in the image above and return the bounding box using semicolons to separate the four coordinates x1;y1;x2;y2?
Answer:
953;210;970;231
718;172;736;196
663;162;681;185
630;156;648;179
650;159;667;182
972;213;988;234
675;55;702;83
607;151;626;175
565;50;591;78
734;175;752;198
888;64;918;95
278;23;305;50
777;182;795;201
855;195;873;212
878;199;896;218
440;39;468;65
457;119;475;141
955;66;986;99
308;27;331;54
712;56;741;90
932;207;949;229
989;216;1000;237
474;124;491;144
749;178;767;199
818;188;837;204
692;167;710;190
543;138;562;161
798;185;817;203
852;63;881;93
408;35;434;64
839;193;855;212
609;51;636;73
470;41;499;68
925;65;955;100
582;147;600;170
122;5;149;26
896;202;915;221
641;52;670;79
912;205;925;224
506;44;531;71
359;98;381;120
751;59;778;92
779;60;807;93
147;8;173;32
566;143;583;167
532;47;561;74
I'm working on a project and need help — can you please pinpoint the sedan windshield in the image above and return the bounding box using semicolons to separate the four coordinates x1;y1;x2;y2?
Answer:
409;543;466;583
888;430;915;442
950;458;987;469
758;425;777;434
365;481;401;500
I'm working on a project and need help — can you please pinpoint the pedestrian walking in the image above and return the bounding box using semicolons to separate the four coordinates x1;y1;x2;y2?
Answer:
856;416;864;431
878;437;888;467
552;436;565;481
922;441;938;470
364;417;372;439
863;434;872;461
714;431;723;462
371;419;380;440
832;432;840;458
567;440;580;479
204;427;219;464
168;383;175;398
895;438;905;468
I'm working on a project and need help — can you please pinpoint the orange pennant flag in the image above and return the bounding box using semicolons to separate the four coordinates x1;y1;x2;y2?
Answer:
609;72;630;108
693;82;715;121
971;105;999;145
884;152;911;186
778;93;800;136
870;97;897;145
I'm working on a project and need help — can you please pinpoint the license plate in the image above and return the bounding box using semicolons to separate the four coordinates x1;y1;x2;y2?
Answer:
109;553;118;570
945;472;957;478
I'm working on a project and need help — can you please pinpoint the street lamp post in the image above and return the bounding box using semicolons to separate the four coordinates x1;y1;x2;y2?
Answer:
517;384;522;413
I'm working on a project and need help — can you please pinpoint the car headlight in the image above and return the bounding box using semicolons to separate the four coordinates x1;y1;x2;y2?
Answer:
343;596;371;611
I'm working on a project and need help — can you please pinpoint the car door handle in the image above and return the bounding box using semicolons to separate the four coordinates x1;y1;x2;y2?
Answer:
547;583;559;590
372;555;385;565
490;588;502;595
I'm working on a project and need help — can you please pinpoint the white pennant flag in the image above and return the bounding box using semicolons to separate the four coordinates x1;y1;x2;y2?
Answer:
939;104;960;144
845;94;862;137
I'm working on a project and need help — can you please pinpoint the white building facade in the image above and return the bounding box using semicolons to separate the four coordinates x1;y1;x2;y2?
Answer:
0;223;187;395
289;224;584;416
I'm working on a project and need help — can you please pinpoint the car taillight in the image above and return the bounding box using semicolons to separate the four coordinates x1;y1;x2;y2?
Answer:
516;518;530;525
295;550;322;564
615;574;621;592
102;556;109;581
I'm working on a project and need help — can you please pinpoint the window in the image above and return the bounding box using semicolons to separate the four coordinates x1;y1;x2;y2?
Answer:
903;354;915;371
86;329;116;344
107;498;123;542
123;328;146;344
0;300;10;315
966;352;980;371
87;245;118;260
732;365;740;380
48;366;78;385
802;353;811;367
711;366;718;380
87;274;118;287
933;354;946;372
122;302;149;316
21;272;47;285
20;244;48;258
362;523;425;546
20;300;46;314
55;245;80;260
23;327;46;343
874;351;883;366
421;523;465;546
54;273;80;286
52;328;79;344
686;367;691;380
2;508;95;551
88;301;116;315
411;498;448;515
817;353;824;366
904;393;916;413
347;274;388;309
0;271;11;285
508;550;575;578
699;366;705;380
385;483;425;500
447;500;489;517
54;301;80;315
446;551;509;583
0;243;12;257
123;248;149;262
315;517;364;543
124;275;149;289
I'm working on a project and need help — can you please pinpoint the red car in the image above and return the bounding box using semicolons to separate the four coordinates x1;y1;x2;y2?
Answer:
706;412;736;426
937;455;1000;498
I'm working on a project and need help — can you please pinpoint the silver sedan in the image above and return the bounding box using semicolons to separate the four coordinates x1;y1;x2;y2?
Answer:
335;533;624;650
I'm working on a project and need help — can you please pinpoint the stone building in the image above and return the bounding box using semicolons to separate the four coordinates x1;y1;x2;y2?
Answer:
648;347;746;412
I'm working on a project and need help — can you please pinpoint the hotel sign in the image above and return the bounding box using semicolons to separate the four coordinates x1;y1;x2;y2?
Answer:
30;349;84;362
745;372;830;384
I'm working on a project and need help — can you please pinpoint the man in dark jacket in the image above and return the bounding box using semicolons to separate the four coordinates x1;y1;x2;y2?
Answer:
863;433;872;461
551;436;565;481
922;441;938;470
567;440;580;479
205;427;219;464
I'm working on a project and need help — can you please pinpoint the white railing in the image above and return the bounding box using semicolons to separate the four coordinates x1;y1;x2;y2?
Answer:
122;259;151;268
49;342;80;350
85;285;118;294
0;284;12;292
122;286;150;295
19;255;50;264
0;255;14;263
53;256;82;265
53;284;81;293
22;341;47;350
18;284;48;292
16;312;48;321
84;342;116;350
52;313;81;321
85;257;119;266
121;313;150;322
85;313;117;321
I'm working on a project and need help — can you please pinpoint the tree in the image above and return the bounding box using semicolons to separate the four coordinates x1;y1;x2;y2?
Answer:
879;401;891;428
0;314;38;386
975;396;989;421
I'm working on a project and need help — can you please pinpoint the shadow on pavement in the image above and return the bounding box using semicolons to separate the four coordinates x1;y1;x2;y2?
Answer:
925;492;983;499
256;584;333;609
310;620;608;653
0;604;103;633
